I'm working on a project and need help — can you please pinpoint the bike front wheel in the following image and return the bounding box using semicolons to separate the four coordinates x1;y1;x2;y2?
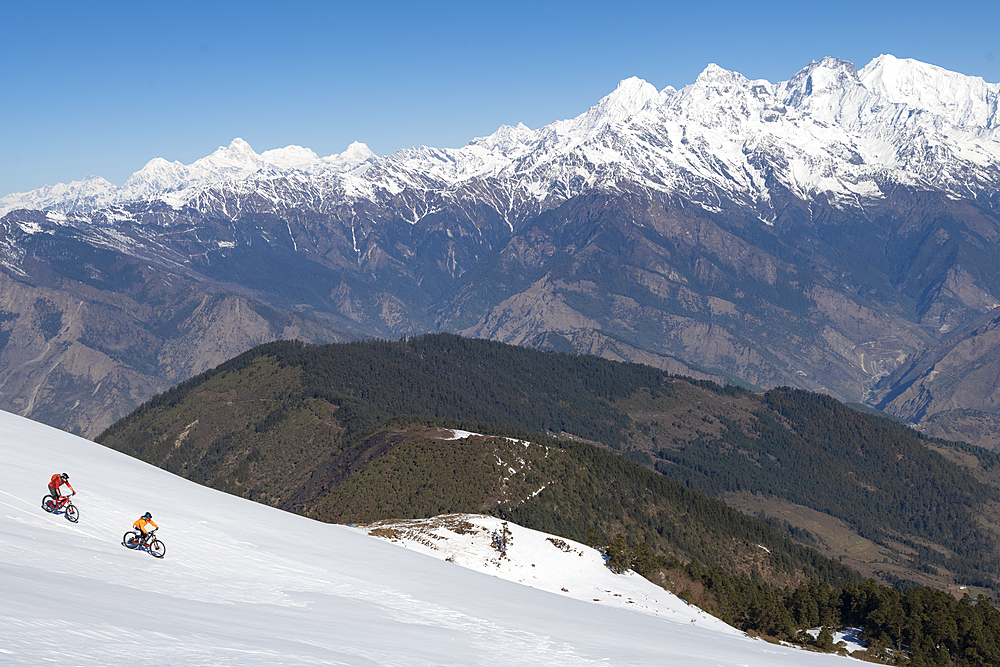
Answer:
42;495;57;513
149;539;166;559
123;532;140;549
64;504;79;522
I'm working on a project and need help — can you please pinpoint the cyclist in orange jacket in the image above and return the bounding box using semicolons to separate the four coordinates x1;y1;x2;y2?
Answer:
132;512;159;543
48;472;75;501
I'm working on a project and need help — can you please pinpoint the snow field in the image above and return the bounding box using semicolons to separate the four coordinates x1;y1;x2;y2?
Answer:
1;410;857;665
362;513;734;630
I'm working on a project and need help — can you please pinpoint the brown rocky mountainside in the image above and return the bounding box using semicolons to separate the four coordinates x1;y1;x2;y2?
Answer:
4;182;1000;441
0;267;351;437
872;307;1000;449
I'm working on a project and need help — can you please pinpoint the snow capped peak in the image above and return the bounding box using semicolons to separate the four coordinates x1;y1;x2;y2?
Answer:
338;141;376;162
123;157;186;189
490;121;534;139
587;76;660;121
196;138;263;171
680;64;753;107
0;174;117;216
566;76;662;139
225;137;255;154
779;57;863;109
689;63;756;97
140;156;176;170
117;163;184;204
860;54;1000;128
260;144;320;170
314;141;377;174
605;76;661;112
116;139;269;204
695;63;741;84
472;122;536;155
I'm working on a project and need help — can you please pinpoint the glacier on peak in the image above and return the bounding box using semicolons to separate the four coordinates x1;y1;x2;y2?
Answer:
260;144;320;170
860;54;1000;129
599;76;662;116
123;157;187;194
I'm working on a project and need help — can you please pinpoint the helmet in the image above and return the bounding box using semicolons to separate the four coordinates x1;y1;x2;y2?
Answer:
60;473;69;481
143;512;152;520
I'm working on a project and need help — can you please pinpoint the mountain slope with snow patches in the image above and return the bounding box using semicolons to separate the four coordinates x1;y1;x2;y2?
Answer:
0;409;860;666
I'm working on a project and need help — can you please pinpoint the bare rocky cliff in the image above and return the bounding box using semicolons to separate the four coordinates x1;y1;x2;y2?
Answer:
872;308;1000;446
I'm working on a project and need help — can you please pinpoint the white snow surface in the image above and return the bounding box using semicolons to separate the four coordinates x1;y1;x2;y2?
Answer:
0;409;860;665
361;513;731;628
2;54;998;223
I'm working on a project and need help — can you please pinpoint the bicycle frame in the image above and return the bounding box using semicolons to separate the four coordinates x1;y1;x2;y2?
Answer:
134;529;156;545
125;529;165;558
43;493;79;522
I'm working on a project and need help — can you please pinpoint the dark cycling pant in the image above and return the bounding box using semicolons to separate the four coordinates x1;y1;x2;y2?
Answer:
48;485;61;499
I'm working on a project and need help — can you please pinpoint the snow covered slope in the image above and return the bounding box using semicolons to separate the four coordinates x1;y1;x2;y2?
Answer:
361;513;731;625
0;410;856;666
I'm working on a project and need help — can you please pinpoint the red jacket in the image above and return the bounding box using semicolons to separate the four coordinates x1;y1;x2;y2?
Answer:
49;474;73;492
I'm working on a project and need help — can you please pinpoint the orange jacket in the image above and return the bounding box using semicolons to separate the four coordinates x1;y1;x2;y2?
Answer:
133;517;159;533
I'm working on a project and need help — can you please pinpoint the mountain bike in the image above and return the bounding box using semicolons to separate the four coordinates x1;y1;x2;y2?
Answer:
42;493;79;523
123;529;166;558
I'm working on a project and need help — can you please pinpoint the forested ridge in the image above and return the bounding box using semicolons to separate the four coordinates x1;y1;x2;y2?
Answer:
292;422;857;588
99;334;1000;586
105;334;665;446
640;387;1000;586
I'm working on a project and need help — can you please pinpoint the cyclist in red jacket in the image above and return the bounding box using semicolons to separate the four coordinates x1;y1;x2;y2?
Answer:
48;472;75;501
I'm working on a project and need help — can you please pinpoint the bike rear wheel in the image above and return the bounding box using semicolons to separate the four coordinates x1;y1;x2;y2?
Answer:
64;504;79;522
149;539;166;559
123;532;140;549
42;495;57;513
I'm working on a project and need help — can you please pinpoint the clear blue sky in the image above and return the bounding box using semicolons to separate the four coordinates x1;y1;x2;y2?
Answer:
2;0;997;197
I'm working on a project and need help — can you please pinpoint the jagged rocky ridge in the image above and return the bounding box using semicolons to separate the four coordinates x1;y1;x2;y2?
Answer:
2;54;1000;437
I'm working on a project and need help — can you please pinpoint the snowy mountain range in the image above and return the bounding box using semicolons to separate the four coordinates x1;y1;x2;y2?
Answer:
3;54;999;222
0;409;857;666
3;54;1000;441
